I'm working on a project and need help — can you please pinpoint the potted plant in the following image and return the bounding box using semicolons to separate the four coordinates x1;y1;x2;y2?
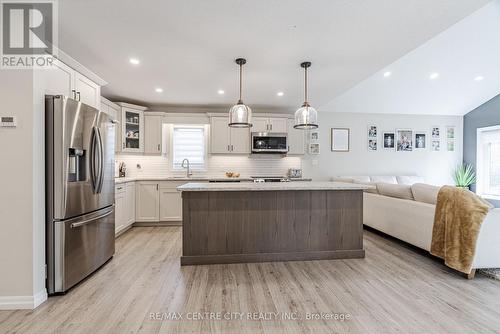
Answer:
453;163;476;189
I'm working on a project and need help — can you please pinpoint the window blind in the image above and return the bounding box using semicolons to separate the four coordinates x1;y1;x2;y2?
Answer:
479;128;500;196
172;127;206;170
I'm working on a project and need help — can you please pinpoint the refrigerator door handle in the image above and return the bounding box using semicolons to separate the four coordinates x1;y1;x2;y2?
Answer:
89;126;99;193
70;209;113;228
96;128;105;193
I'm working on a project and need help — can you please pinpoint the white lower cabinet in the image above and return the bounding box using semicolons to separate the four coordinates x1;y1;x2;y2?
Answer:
159;182;183;222
115;182;136;235
126;182;136;226
115;184;126;234
135;181;160;222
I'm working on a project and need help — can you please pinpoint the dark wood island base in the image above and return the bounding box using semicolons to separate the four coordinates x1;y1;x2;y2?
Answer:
180;188;365;266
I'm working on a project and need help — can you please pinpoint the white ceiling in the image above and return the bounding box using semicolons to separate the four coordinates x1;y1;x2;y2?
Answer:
322;0;500;115
58;0;492;113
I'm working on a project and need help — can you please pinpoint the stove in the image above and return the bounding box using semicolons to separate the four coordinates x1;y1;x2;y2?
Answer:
251;176;290;183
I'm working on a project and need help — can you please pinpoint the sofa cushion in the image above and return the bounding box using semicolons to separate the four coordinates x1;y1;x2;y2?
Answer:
371;176;398;184
411;183;440;205
397;176;425;185
377;183;414;200
352;180;379;194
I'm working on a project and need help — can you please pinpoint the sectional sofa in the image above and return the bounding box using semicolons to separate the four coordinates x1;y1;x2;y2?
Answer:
332;176;500;273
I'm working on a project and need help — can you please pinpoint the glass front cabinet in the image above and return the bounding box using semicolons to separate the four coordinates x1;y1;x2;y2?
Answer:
116;103;147;153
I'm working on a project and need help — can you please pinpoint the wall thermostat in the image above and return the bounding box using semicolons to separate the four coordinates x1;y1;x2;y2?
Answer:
1;116;17;127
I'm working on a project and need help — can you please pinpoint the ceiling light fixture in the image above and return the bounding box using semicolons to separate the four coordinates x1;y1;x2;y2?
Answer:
429;72;439;80
277;92;284;97
474;76;484;81
129;58;140;65
383;71;391;77
228;58;252;128
217;90;225;95
294;62;318;130
155;88;163;93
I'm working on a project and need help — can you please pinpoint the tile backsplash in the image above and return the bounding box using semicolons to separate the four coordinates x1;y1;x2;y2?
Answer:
115;154;302;178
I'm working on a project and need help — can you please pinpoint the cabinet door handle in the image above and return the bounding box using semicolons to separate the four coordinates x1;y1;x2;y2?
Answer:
228;145;230;152
231;145;234;151
156;184;159;191
123;142;125;149
157;144;160;151
71;90;76;99
76;92;81;101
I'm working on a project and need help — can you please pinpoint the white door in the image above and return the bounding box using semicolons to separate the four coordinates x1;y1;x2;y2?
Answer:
210;117;230;153
74;72;100;108
159;188;183;222
287;119;305;155
144;115;163;154
252;117;269;133
230;127;251;154
115;186;126;234
135;182;159;222
122;108;145;153
269;118;288;133
126;182;136;226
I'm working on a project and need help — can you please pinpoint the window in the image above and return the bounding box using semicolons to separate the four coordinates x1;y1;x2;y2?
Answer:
172;126;206;170
477;125;500;198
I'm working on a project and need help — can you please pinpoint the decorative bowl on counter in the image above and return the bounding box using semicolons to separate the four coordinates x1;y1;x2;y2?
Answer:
225;172;240;178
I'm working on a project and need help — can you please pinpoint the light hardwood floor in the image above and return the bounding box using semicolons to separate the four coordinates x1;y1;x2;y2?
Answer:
1;227;500;334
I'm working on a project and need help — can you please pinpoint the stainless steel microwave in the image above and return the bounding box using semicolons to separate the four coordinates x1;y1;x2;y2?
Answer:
251;132;288;153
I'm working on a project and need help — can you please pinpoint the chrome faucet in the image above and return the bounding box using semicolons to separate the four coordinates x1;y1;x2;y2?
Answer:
181;158;192;177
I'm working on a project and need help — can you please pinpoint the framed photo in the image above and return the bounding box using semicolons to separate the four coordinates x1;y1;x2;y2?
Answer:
446;126;455;139
415;132;427;149
331;128;350;152
432;126;440;139
368;125;377;138
432;140;440;151
309;131;319;142
383;132;395;150
396;129;413;152
447;139;455;152
368;139;377;151
309;143;320;155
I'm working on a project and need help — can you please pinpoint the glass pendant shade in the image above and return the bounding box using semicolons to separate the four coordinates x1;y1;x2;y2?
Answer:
294;61;318;129
294;103;318;130
229;58;252;128
229;102;252;128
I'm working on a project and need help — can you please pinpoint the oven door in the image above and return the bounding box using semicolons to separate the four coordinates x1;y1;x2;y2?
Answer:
251;133;288;153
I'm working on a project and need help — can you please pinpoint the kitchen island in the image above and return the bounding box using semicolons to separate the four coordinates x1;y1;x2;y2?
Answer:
177;182;371;265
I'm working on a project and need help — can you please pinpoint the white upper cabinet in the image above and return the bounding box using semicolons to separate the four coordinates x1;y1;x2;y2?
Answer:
287;118;305;155
210;116;250;154
74;72;100;109
252;117;269;133
230;127;250;153
252;117;287;133
144;114;163;154
36;59;101;109
117;103;147;153
269;118;288;133
210;117;231;153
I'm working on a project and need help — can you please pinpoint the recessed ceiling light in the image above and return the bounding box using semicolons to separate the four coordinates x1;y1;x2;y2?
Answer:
155;88;163;93
429;72;439;80
383;71;391;77
129;58;140;65
474;76;484;81
217;90;225;95
277;91;284;96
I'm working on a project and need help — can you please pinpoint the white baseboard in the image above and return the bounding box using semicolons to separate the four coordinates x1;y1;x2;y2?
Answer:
0;289;48;310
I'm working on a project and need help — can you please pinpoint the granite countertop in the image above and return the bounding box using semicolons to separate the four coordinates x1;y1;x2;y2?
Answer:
115;177;312;184
177;181;373;192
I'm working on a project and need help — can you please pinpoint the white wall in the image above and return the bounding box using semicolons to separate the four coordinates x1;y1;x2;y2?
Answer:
302;112;463;185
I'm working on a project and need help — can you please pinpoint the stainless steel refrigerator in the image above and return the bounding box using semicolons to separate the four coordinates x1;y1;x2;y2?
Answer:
45;95;115;294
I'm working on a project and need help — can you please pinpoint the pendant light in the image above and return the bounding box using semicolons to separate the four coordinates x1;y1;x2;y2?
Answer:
294;61;318;129
228;58;252;128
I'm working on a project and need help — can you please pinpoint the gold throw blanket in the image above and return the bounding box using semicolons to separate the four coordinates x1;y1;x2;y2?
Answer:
431;186;493;274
